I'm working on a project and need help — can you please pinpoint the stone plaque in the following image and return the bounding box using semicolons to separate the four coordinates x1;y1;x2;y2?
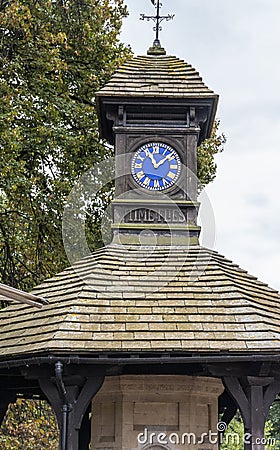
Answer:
133;402;179;427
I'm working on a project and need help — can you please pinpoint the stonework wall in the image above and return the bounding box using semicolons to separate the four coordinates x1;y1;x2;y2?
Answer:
91;375;223;450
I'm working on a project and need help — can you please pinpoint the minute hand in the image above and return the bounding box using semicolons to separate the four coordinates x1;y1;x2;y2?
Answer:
154;154;173;169
145;150;157;168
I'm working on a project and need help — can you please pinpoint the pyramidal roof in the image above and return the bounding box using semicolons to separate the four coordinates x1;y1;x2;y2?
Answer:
1;244;280;358
96;55;218;100
96;53;219;144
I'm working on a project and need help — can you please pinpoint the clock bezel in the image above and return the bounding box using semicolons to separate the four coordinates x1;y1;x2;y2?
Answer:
130;141;182;193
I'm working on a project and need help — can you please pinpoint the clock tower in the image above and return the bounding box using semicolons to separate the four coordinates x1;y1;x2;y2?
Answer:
96;49;218;246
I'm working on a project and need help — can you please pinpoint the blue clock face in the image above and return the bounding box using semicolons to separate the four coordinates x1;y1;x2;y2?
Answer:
131;142;181;191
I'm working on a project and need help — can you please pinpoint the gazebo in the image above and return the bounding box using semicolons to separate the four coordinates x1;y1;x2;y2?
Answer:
1;6;280;450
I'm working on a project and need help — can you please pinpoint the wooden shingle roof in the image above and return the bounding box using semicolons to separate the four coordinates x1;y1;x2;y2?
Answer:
96;55;217;99
95;54;219;144
0;245;280;358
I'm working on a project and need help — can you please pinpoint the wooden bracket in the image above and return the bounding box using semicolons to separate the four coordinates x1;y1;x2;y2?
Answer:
223;376;280;450
39;374;104;450
219;389;237;426
190;107;196;127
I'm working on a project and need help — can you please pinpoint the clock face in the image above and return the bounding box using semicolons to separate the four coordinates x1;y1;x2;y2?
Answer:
131;142;181;191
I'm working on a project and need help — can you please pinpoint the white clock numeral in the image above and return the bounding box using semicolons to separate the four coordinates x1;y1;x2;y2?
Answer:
135;163;142;169
137;171;144;179
153;146;160;154
170;164;178;170
143;177;150;186
168;172;176;180
163;179;169;187
154;179;160;189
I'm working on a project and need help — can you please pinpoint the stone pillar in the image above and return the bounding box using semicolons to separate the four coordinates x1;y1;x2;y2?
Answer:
91;375;223;450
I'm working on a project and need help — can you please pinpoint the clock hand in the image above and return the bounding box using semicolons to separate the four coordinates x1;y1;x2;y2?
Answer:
150;153;157;167
154;154;173;169
144;149;157;168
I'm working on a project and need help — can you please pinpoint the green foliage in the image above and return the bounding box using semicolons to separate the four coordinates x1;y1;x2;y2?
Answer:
267;399;280;448
221;411;276;450
197;119;226;191
0;399;59;449
0;0;131;291
221;414;244;450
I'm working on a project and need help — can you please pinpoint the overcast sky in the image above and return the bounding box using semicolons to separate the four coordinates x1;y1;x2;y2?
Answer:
120;0;280;290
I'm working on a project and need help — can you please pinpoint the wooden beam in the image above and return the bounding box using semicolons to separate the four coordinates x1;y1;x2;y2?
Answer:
0;283;48;308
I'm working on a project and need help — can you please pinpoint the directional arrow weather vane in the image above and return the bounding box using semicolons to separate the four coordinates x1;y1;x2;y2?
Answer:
140;0;175;53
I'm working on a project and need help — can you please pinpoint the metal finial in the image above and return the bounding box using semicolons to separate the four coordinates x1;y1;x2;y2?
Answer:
140;0;175;55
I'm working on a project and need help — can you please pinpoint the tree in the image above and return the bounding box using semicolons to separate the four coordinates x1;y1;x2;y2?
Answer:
267;398;280;448
221;411;275;450
0;1;225;294
0;399;59;449
197;119;226;191
0;1;131;446
0;0;131;291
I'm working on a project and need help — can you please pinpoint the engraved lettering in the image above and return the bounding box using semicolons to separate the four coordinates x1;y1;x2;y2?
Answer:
125;208;186;224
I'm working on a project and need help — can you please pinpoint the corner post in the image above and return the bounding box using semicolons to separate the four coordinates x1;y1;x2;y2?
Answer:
223;376;280;450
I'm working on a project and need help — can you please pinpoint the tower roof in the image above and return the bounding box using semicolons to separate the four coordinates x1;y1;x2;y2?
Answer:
0;245;279;359
96;54;218;143
96;55;218;100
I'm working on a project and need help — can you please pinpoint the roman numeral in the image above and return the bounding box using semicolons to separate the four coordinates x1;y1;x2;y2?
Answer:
135;163;143;169
168;172;176;180
154;179;160;189
170;164;178;170
137;171;145;179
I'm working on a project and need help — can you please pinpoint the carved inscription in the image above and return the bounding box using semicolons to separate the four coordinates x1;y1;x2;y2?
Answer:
125;208;186;224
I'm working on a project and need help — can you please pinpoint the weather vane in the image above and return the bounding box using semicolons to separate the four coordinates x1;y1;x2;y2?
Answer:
140;0;175;54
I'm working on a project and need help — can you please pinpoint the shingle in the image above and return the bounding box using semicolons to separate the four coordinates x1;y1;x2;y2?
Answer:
95;55;217;99
0;244;280;357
